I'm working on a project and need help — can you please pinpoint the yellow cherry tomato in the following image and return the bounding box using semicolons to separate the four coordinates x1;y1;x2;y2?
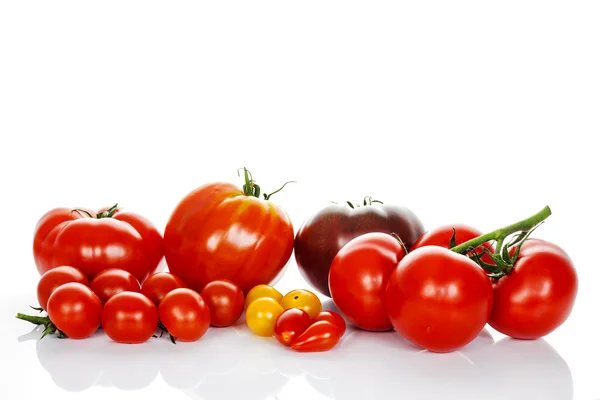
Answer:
246;297;284;337
245;284;283;309
280;289;322;318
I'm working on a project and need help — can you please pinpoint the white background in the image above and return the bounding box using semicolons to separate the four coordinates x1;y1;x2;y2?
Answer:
1;1;599;399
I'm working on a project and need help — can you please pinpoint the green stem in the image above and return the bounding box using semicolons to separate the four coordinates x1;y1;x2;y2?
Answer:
16;313;50;326
237;167;294;200
96;203;119;219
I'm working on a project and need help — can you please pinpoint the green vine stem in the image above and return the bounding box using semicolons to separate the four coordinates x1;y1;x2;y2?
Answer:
345;196;384;209
96;203;119;219
237;167;295;200
15;313;66;339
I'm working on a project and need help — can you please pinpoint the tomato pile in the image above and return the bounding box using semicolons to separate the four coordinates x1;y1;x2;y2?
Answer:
17;168;579;355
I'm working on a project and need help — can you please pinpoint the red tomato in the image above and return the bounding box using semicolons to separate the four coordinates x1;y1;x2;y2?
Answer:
163;176;294;294
90;268;141;304
46;282;102;339
274;308;312;346
313;311;347;336
141;272;188;306
33;205;164;282
488;239;578;339
290;321;342;352
159;288;211;342
102;292;159;344
328;232;406;331
386;246;494;353
37;266;88;310
200;280;245;327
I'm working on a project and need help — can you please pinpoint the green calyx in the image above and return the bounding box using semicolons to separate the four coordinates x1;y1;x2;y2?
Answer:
15;311;67;339
237;167;295;200
344;196;384;209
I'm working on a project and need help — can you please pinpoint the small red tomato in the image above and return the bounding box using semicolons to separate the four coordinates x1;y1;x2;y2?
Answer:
159;288;211;342
102;292;159;344
313;311;346;336
274;308;312;346
141;272;187;306
200;280;245;327
290;321;342;352
90;268;141;304
47;282;102;339
37;266;88;310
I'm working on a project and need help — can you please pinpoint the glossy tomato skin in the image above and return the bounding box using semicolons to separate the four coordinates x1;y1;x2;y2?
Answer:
33;207;164;283
488;239;578;339
290;321;342;352
274;308;312;346
294;203;424;297
90;268;141;304
159;288;211;342
102;292;159;344
141;272;188;306
386;246;493;353
200;280;245;327
280;289;322;318
329;232;406;331
37;266;88;310
46;282;102;339
313;311;347;336
164;183;294;294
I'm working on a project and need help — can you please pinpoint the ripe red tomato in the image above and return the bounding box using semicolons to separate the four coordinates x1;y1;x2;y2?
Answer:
200;280;245;327
386;246;494;353
46;282;102;339
294;200;424;297
163;176;294;293
488;239;578;339
33;205;164;282
141;272;188;306
159;288;211;342
102;292;159;344
290;321;342;352
329;232;406;331
313;311;347;336
274;308;312;346
37;266;88;310
90;268;141;304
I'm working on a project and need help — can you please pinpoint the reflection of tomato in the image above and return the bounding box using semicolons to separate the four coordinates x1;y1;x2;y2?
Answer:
159;288;211;342
291;321;342;352
274;308;312;346
489;239;578;339
33;205;164;282
141;272;187;306
246;297;284;337
164;175;294;294
245;284;283;308
280;289;322;318
201;280;245;327
329;233;405;331
36;266;88;310
90;268;140;304
102;292;158;344
386;246;493;353
47;282;102;339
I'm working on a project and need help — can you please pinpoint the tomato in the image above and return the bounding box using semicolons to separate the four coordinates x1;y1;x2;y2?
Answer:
33;204;164;282
90;268;141;304
329;232;405;331
280;289;322;318
159;288;211;342
141;272;188;306
46;282;102;339
102;292;159;344
246;297;284;336
245;284;283;308
274;308;312;346
163;170;294;294
313;311;347;336
488;239;578;339
36;266;88;310
200;280;245;327
290;321;342;352
386;246;494;353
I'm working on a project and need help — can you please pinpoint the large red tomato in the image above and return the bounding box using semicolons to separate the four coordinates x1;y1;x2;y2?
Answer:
33;204;164;282
329;232;406;331
294;200;425;297
488;239;578;339
163;170;294;293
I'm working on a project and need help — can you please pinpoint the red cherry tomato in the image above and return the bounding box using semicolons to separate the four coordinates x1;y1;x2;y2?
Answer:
102;292;158;344
141;272;187;306
200;280;245;327
37;266;88;310
488;239;578;339
159;288;211;342
290;321;342;352
90;268;141;304
328;232;406;331
313;311;347;336
274;308;312;346
46;282;102;339
386;246;494;353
